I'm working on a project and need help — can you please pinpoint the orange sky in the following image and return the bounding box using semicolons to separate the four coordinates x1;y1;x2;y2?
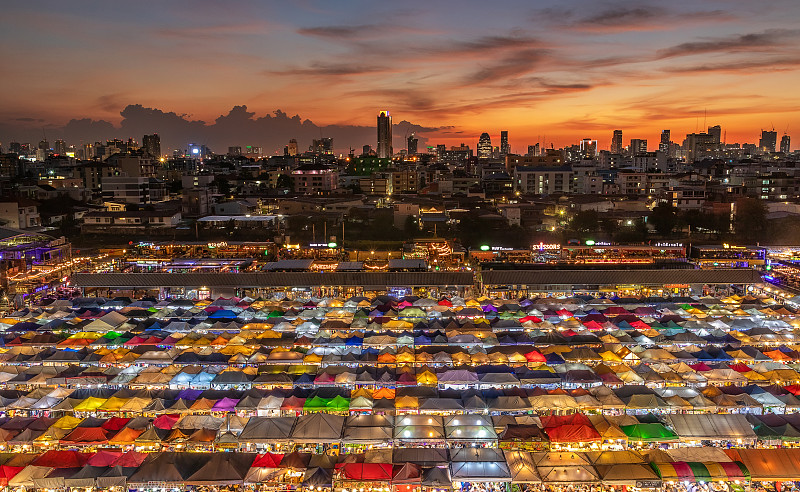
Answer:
2;1;799;151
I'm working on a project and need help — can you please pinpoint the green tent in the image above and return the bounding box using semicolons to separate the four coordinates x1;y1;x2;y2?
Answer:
326;395;351;412
621;423;679;442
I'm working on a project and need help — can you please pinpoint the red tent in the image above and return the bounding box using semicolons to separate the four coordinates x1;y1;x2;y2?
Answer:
341;463;393;481
524;350;546;363
252;453;284;468
153;413;181;430
114;451;148;467
545;424;601;443
32;450;91;468
87;450;123;467
541;413;592;428
101;417;131;431
689;362;712;372
582;320;604;331
728;363;753;373
0;466;24;486
520;315;542;323
280;396;306;411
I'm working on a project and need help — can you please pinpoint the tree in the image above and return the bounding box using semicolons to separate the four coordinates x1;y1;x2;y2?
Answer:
211;176;231;195
735;198;768;242
276;174;293;189
648;202;678;236
569;210;599;233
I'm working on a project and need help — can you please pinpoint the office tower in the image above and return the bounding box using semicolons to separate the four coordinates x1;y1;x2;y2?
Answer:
228;146;242;156
759;130;777;152
9;142;22;155
500;130;510;156
659;130;671;152
407;133;418;155
527;144;540;156
477;133;492;159
707;125;721;145
685;132;715;163
781;134;791;154
377;111;392;158
580;138;597;157
312;138;333;154
54;139;66;155
610;130;623;154
287;139;298;156
630;138;647;155
142;134;161;158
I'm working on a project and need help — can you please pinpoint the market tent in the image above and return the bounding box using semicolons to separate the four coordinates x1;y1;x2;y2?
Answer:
342;415;393;444
340;463;393;481
651;461;749;482
184;452;256;485
620;423;679;442
238;417;296;443
504;451;540;483
534;452;599;483
724;448;800;481
449;448;511;482
290;413;345;443
666;414;757;443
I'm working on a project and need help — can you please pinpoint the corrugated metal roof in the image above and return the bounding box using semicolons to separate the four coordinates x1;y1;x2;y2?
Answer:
480;269;761;286
72;271;474;288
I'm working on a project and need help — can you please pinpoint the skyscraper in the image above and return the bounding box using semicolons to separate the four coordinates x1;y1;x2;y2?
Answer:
759;130;777;152
781;134;791;154
500;130;510;156
659;130;671;153
54;139;66;155
630;138;647;155
142;134;161;158
580;138;597;157
477;133;492;159
610;130;623;154
707;125;722;145
407;133;418;155
377;111;392;158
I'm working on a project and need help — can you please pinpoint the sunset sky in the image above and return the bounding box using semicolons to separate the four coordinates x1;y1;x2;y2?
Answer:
3;0;800;152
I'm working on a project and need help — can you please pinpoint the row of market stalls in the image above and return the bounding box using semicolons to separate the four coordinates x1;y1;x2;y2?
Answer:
3;383;800;417
0;447;790;491
0;411;776;453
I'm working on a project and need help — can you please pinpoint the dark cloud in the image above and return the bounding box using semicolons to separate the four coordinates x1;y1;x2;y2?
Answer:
0;104;440;155
14;117;44;122
463;49;545;85
662;56;800;73
656;29;800;59
534;4;734;34
270;62;391;77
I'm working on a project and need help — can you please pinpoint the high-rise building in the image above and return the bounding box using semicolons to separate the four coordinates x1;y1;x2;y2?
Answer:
659;130;671;153
407;133;418;155
610;130;623;154
287;139;298;156
707;125;722;145
377;111;392;158
142;134;161;158
685;132;715;163
527;144;540;156
54;139;66;155
228;147;242;156
630;138;647;155
781;134;791;154
579;138;597;158
759;130;778;152
477;133;492;159
312;138;333;154
500;130;510;156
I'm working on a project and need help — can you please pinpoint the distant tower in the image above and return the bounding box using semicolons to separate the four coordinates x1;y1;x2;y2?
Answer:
580;138;597;157
630;138;647;154
477;133;492;159
142;134;161;158
610;130;623;154
759;130;778;152
659;130;671;152
707;125;721;145
377;111;392;158
500;130;510;156
781;134;791;154
53;139;67;155
287;139;298;156
407;133;418;155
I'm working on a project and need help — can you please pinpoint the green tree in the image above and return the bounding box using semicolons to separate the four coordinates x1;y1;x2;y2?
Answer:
649;202;678;236
570;210;600;233
276;174;293;189
735;198;768;242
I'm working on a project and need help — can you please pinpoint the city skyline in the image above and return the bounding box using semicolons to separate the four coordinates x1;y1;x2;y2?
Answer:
2;0;800;151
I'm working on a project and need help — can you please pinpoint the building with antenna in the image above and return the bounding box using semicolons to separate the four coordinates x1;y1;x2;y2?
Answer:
781;134;791;154
760;130;778;153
